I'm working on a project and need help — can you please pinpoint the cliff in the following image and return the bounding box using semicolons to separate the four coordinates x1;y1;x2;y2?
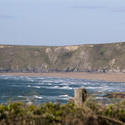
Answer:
0;42;125;73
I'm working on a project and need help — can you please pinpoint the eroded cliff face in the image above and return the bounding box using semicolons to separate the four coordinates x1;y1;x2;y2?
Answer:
0;42;125;73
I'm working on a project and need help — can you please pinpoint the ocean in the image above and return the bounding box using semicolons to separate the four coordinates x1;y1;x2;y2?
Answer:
0;75;125;104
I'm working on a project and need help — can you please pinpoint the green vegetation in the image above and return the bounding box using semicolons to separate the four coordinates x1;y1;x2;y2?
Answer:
0;42;125;72
0;99;125;125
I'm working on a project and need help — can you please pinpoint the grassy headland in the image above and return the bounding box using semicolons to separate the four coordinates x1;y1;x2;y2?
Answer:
0;42;125;73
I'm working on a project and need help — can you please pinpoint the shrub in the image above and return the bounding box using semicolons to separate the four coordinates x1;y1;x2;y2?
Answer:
0;99;124;125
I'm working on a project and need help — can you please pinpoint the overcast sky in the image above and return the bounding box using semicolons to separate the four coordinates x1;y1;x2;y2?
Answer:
0;0;125;46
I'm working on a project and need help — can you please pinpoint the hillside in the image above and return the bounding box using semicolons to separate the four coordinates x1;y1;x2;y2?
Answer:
0;42;125;73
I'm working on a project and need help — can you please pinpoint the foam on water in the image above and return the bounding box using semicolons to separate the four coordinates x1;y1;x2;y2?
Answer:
33;95;43;99
33;86;41;89
0;75;125;104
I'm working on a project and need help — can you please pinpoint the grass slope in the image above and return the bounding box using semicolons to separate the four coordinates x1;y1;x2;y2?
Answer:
0;42;125;73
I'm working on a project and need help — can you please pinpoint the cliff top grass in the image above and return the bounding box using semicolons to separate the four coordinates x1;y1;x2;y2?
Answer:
0;42;125;73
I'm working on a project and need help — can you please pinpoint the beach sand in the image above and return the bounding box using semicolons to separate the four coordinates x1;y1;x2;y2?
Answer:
0;72;125;82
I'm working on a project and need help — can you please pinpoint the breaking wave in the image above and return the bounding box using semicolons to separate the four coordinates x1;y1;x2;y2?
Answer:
0;76;125;104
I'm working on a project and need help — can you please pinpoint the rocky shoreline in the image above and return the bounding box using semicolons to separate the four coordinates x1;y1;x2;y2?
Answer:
105;92;125;98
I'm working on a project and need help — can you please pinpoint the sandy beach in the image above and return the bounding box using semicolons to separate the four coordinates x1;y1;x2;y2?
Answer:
0;72;125;82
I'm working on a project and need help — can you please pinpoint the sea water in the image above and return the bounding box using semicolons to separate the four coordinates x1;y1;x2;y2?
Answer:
0;75;125;104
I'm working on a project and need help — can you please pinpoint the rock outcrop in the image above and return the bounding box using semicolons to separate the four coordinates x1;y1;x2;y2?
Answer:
105;92;125;98
74;88;88;107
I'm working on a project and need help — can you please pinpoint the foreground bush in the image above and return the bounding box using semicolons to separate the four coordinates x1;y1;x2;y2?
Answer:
0;100;125;125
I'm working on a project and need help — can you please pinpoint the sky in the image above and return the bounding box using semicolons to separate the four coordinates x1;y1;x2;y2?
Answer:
0;0;125;46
